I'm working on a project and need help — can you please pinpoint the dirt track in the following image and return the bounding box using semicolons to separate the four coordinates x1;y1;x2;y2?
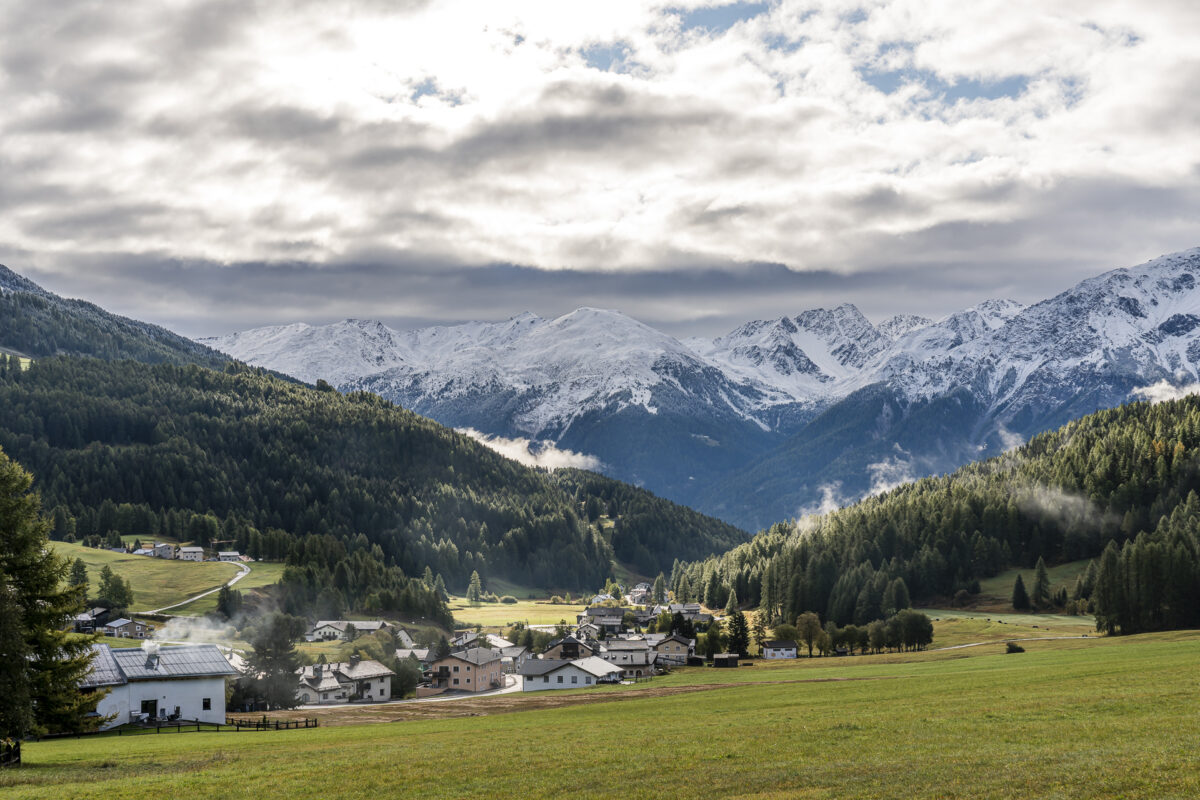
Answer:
229;675;898;727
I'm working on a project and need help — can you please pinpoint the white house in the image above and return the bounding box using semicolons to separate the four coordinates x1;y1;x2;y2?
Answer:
152;542;174;559
81;643;237;729
296;656;394;705
762;640;799;659
598;639;656;678
305;620;395;642
177;546;204;562
519;656;623;691
218;551;241;562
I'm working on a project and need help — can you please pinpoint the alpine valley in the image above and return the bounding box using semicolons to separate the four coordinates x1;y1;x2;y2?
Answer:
205;248;1200;531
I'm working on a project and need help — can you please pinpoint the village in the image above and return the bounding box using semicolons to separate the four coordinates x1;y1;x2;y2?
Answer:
71;578;823;731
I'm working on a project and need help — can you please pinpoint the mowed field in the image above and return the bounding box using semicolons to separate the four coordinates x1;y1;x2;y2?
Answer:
168;561;289;616
971;559;1093;611
50;542;240;612
11;630;1200;799
446;595;586;629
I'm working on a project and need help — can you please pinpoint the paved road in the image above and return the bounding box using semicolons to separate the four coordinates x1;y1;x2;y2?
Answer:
293;674;523;710
140;562;251;615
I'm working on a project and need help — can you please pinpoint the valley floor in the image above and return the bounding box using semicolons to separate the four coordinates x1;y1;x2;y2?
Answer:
8;629;1199;799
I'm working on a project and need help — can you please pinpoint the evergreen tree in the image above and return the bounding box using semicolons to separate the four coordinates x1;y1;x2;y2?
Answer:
652;572;666;604
750;612;767;655
433;574;447;601
727;609;750;657
1031;557;1051;609
725;587;738;615
244;614;306;710
69;558;89;593
702;620;725;658
467;571;483;605
0;447;99;737
1012;574;1031;610
434;636;452;660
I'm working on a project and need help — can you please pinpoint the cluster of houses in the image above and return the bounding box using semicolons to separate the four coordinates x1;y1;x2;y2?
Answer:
73;608;155;639
122;543;248;563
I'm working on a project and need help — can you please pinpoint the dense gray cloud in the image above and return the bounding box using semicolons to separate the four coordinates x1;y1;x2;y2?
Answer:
0;0;1197;338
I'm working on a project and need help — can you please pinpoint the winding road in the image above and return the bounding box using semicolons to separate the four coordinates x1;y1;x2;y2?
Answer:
140;561;251;615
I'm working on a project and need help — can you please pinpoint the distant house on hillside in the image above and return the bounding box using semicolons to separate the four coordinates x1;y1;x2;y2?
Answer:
599;639;655;678
305;620;394;642
104;618;153;639
647;634;693;665
177;546;204;562
73;607;110;633
217;551;241;562
81;643;237;729
543;635;596;661
296;655;394;705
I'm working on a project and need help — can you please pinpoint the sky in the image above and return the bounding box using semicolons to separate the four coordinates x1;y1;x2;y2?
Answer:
1;0;1198;338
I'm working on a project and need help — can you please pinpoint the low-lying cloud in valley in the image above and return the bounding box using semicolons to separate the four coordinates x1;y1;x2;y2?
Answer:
1132;380;1200;405
459;429;602;472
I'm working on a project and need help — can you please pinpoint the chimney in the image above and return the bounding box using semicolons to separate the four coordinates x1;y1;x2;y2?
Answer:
314;663;322;677
350;654;361;667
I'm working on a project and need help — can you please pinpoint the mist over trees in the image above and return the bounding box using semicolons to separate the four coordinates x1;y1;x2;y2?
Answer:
673;396;1200;634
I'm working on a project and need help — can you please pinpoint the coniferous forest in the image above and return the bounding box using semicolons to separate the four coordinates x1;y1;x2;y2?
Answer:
674;396;1200;634
0;354;746;619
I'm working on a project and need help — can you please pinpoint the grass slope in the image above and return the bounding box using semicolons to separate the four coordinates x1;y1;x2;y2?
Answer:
446;595;587;629
167;562;288;616
10;632;1199;799
50;542;240;612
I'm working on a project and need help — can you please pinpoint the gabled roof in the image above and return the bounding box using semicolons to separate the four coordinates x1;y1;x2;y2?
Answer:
518;658;571;677
584;606;630;617
652;634;693;647
111;644;238;680
81;644;126;688
601;639;651;651
764;640;798;649
297;659;395;683
396;648;431;662
573;656;625;678
438;647;500;666
105;618;134;628
179;546;204;552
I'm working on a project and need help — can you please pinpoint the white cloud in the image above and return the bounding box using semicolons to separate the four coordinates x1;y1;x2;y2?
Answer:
0;0;1197;332
865;454;915;497
1131;379;1200;405
458;428;602;471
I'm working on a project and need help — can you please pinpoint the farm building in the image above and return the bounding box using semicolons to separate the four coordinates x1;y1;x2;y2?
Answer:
177;546;204;562
762;640;798;659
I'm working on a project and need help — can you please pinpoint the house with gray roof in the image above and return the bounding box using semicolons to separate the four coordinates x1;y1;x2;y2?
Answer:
518;656;622;691
296;655;394;705
81;643;238;729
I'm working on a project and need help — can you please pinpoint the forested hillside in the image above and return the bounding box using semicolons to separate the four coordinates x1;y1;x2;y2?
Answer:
550;469;748;575
0;265;227;368
0;356;745;610
675;396;1200;634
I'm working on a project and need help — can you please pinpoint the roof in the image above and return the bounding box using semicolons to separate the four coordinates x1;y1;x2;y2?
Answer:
602;639;650;651
396;648;431;661
584;606;630;617
83;644;238;686
498;646;528;658
652;634;693;647
218;551;239;556
573;656;624;678
297;659;395;683
519;658;571;677
438;647;500;666
105;618;134;628
311;620;391;633
81;644;126;688
764;640;798;649
179;546;204;553
546;635;593;651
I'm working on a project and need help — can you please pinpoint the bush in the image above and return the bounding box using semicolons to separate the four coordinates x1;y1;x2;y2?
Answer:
499;595;518;604
1006;642;1025;654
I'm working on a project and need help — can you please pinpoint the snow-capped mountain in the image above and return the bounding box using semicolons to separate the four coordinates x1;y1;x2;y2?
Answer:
203;247;1200;531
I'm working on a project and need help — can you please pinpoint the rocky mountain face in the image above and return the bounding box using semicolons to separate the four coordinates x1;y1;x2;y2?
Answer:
203;248;1200;531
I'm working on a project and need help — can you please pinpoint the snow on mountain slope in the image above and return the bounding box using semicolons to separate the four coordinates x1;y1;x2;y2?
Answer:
203;247;1200;529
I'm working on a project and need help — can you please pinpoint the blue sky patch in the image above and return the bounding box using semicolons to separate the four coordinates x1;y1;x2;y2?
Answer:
863;68;1029;103
677;2;770;35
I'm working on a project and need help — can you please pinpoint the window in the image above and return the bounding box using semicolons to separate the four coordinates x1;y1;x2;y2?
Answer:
466;666;471;672
557;675;563;683
453;678;459;686
586;677;592;684
543;676;549;683
202;698;211;711
571;676;578;684
322;693;328;700
453;665;459;673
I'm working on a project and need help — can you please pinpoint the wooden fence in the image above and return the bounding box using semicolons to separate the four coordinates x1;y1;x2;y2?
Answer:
33;718;318;742
225;717;319;731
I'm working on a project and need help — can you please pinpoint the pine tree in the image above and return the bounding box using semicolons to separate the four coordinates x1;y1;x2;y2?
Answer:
0;447;99;737
433;574;447;600
1012;574;1031;610
652;572;666;604
1031;557;1051;609
244;614;305;710
467;571;483;605
69;558;89;593
725;587;738;615
727;609;750;657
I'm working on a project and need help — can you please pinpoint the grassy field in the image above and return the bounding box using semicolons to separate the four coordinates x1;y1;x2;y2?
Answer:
169;561;289;616
917;609;1096;648
971;558;1092;610
447;595;586;629
9;630;1199;799
50;542;241;612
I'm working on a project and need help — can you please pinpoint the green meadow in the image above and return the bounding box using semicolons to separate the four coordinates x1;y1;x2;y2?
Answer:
446;594;587;629
168;561;289;616
9;631;1199;799
50;542;241;612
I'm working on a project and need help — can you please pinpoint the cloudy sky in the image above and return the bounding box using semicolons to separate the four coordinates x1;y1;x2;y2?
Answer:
1;0;1198;338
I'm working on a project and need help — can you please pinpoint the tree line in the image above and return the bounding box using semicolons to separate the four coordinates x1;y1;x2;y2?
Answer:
673;395;1200;634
